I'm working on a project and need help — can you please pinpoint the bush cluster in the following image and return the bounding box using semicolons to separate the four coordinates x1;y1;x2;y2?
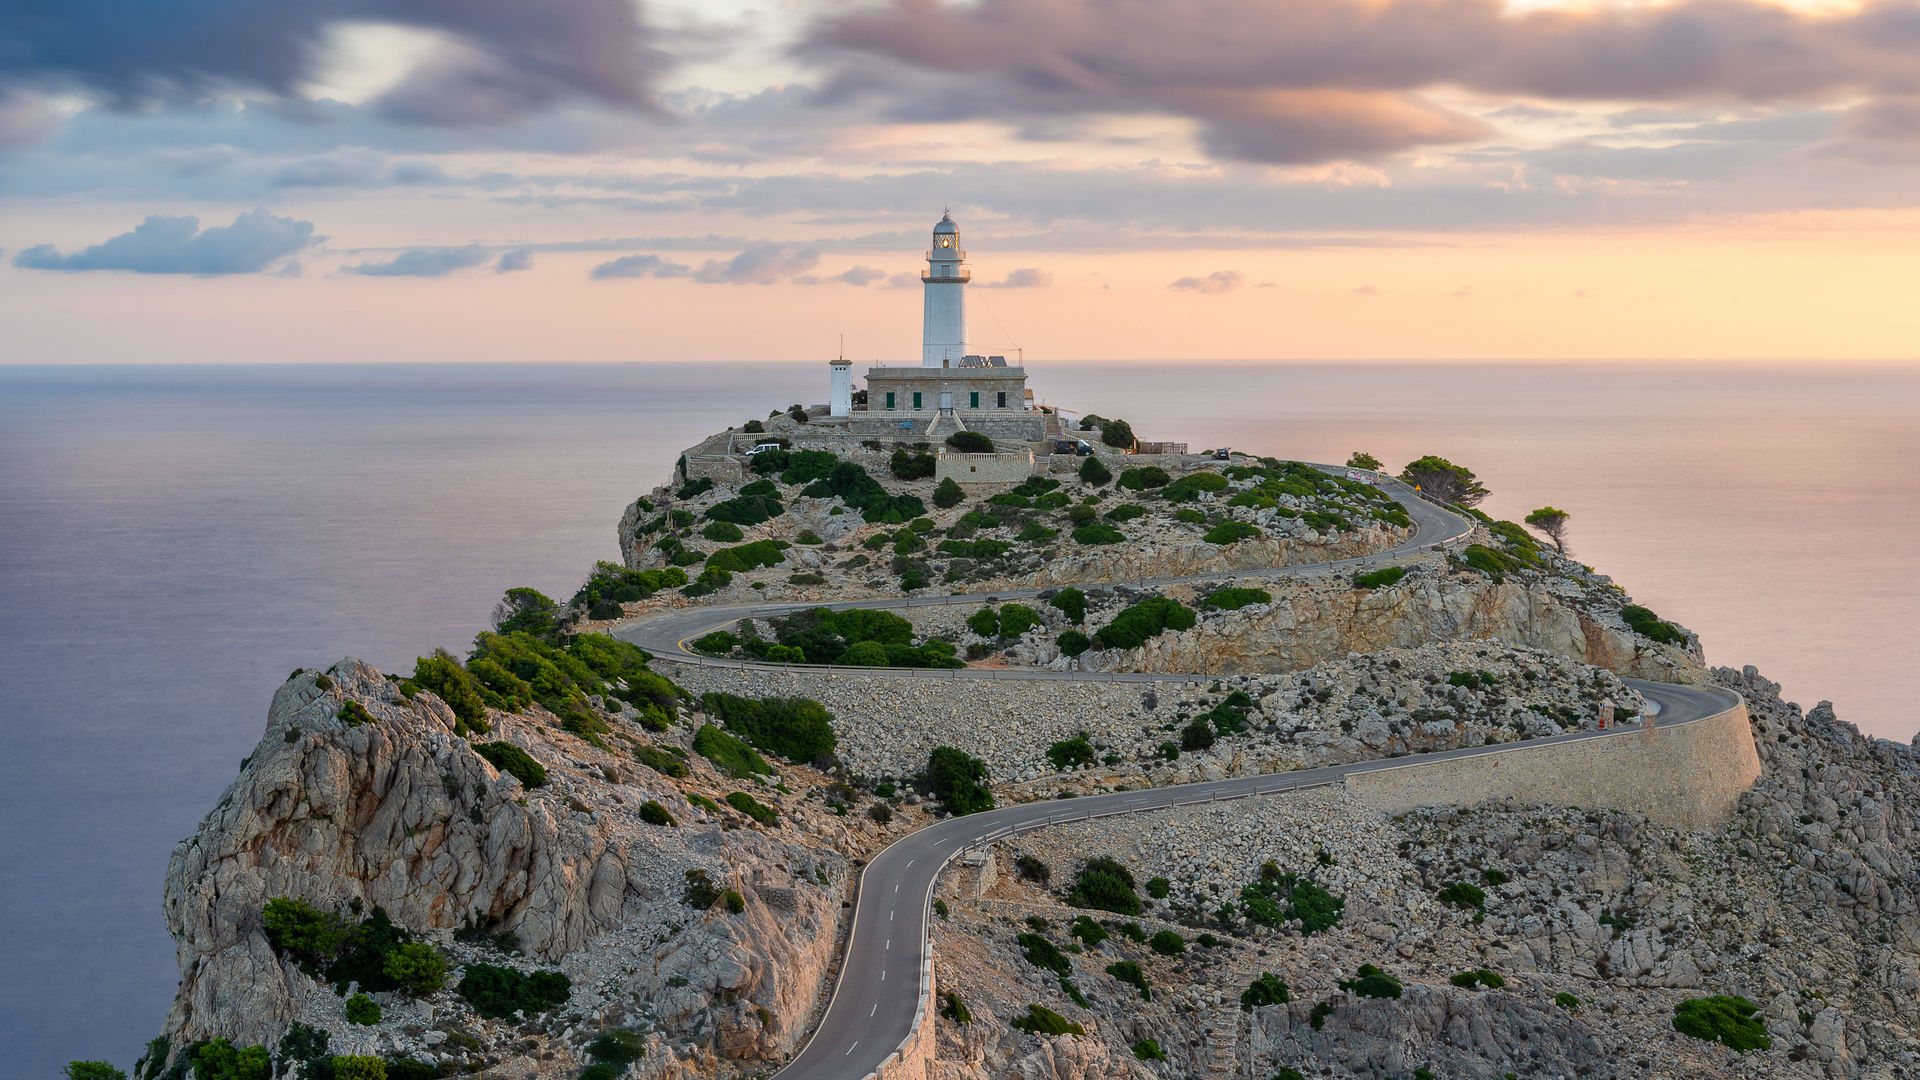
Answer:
1092;596;1194;651
1202;520;1260;545
1339;964;1403;999
924;746;993;815
1116;465;1169;490
1449;969;1505;989
801;461;925;523
705;539;788;573
1078;456;1111;486
725;790;778;825
1107;959;1150;1000
1160;470;1229;502
692;724;772;778
1673;995;1771;1051
888;448;937;480
1010;1005;1083;1037
1240;972;1291;1009
1352;566;1407;589
1046;735;1096;771
1056;629;1091;656
474;742;546;788
634;744;688;777
700;692;836;764
1046;587;1086;623
262;899;446;998
456;963;571;1019
945;431;994;453
1067;856;1142;915
1622;603;1686;645
1071;522;1125;545
759;607;963;668
1201;586;1271;611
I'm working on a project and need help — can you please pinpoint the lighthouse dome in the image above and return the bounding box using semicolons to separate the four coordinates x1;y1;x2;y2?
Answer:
933;212;958;235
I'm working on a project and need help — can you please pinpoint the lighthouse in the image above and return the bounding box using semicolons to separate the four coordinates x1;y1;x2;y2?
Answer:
921;211;969;366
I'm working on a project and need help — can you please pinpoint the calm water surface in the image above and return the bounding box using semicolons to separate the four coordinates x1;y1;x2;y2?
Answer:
1;361;1913;1075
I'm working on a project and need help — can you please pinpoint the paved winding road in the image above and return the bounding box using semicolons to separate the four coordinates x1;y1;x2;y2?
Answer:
611;470;1741;1080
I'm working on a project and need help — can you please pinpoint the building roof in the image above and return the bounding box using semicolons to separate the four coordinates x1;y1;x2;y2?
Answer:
865;365;1024;380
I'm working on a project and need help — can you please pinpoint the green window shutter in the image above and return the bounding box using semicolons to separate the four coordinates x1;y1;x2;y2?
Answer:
913;392;922;409
886;392;895;409
970;391;979;408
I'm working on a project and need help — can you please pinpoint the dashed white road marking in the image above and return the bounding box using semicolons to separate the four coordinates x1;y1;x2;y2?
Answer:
904;859;913;868
870;1003;877;1017
845;1041;858;1056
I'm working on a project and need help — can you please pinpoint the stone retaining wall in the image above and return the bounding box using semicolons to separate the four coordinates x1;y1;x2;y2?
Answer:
1345;697;1760;831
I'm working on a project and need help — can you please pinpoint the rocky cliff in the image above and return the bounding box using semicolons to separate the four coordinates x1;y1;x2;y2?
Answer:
156;658;888;1078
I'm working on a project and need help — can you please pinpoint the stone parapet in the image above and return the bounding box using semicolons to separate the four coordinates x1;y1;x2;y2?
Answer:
1346;694;1760;831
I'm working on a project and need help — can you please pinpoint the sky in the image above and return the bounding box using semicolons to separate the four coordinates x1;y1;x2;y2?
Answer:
2;0;1919;363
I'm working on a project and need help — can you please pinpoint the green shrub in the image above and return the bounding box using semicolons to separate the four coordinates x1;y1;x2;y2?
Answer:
683;868;721;907
639;801;675;826
998;604;1041;635
726;791;778;825
1240;972;1291;1009
1148;930;1185;956
946;431;995;453
1131;1039;1164;1061
381;942;447;996
1459;543;1521;582
1068;856;1142;915
1047;736;1097;771
190;1042;273;1080
705;539;788;573
579;1065;620;1080
1116;466;1168;490
1066;503;1096;525
939;538;1013;559
1071;522;1125;545
1160;471;1229;501
262;897;351;966
1016;522;1057;542
492;586;563;640
705;493;784;527
678;476;716;498
1622;604;1685;644
1353;566;1407;589
1309;1002;1334;1030
690;631;740;655
1047;588;1087;623
64;1063;126;1080
1107;960;1150;1000
455;963;571;1019
1673;996;1770;1051
1069;914;1107;945
1103;503;1146;522
1016;933;1072;977
1437;881;1486;909
408;649;490;736
1056;630;1091;656
1093;596;1194;650
1483;868;1510;886
1097;418;1135;449
1202;587;1271;611
1010;1005;1083;1037
586;1030;646;1068
1554;992;1581;1011
474;742;547;789
925;746;993;815
1338;964;1403;999
1078;457;1111;486
700;692;836;763
693;724;772;778
1287;881;1345;935
1202;520;1260;545
933;477;965;508
330;1057;384;1080
701;520;744;543
940;990;973;1023
634;745;688;777
1174;507;1206;524
337;700;373;727
1145;876;1171;899
723;889;747;913
779;449;839;485
1180;719;1215;751
343;993;381;1025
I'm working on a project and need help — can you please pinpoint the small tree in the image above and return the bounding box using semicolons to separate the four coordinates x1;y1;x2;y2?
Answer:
491;586;562;639
64;1064;126;1080
381;941;448;997
1346;451;1382;470
1078;456;1111;486
1398;456;1489;507
933;477;965;508
1099;418;1136;450
1525;506;1571;554
925;746;993;815
788;404;808;424
946;431;994;453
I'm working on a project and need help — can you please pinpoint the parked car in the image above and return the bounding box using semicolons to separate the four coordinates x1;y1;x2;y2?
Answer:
1212;447;1232;460
745;442;784;455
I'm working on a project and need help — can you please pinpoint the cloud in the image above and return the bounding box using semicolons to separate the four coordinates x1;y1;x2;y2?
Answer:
270;148;386;187
794;265;890;286
0;0;670;127
14;208;314;273
496;250;533;272
1353;284;1379;295
801;0;1920;164
1168;270;1243;294
979;267;1053;288
0;91;62;151
590;253;693;279
692;244;821;284
341;245;489;277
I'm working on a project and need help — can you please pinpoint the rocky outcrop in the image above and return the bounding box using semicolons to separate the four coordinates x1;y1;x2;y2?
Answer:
159;659;856;1073
1085;562;1703;682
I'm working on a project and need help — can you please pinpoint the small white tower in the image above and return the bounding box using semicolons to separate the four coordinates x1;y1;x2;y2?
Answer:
828;354;852;417
921;211;969;367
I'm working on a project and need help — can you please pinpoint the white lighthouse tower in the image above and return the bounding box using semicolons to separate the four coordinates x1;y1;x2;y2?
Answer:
921;211;969;366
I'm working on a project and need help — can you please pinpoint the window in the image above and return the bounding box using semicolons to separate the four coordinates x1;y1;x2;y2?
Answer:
885;391;895;409
970;391;979;409
912;391;922;409
997;391;1007;408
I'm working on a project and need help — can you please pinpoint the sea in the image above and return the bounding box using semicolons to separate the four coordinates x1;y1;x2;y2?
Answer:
2;360;1915;1076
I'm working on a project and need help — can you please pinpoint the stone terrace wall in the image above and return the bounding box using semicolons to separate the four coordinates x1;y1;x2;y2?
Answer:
1346;696;1760;831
